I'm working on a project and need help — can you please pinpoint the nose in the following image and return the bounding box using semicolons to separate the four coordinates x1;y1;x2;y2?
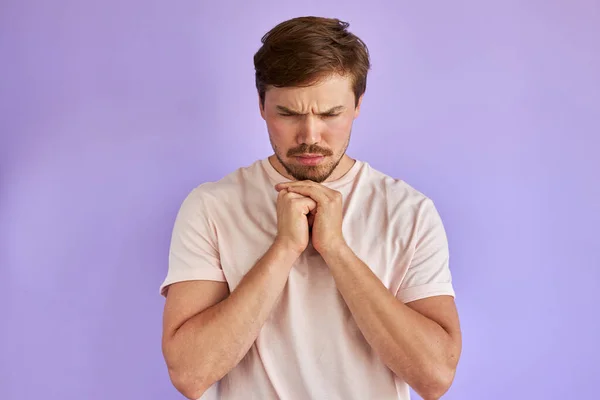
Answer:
297;116;322;145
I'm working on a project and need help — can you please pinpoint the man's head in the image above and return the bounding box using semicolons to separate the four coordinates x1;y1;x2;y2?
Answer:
254;16;371;182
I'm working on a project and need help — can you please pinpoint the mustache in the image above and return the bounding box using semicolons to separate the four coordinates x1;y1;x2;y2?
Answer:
287;144;333;157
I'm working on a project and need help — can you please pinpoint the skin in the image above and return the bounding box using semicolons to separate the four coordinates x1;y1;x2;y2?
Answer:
161;73;462;400
259;74;362;184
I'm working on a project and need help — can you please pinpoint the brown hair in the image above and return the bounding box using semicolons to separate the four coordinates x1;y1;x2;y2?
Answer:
254;16;371;108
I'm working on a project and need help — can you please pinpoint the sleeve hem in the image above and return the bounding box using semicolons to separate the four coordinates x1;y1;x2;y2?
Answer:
159;270;227;297
397;282;455;304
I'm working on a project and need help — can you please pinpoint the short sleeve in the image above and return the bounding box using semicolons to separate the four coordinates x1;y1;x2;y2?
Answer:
396;199;455;303
159;187;226;297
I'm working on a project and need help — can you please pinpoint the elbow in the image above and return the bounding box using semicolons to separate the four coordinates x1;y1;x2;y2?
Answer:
417;340;461;400
168;367;212;400
163;337;214;399
416;366;457;400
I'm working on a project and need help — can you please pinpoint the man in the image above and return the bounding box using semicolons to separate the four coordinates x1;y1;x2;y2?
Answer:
160;16;461;400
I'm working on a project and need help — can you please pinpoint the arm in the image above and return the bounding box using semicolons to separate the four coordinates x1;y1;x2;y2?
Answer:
162;241;299;400
275;181;461;400
161;185;316;399
320;245;461;400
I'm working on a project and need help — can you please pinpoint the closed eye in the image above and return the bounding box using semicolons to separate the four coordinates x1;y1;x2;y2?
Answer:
279;113;340;118
276;105;346;118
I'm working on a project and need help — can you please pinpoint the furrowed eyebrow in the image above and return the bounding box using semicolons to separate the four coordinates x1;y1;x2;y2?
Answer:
276;105;346;115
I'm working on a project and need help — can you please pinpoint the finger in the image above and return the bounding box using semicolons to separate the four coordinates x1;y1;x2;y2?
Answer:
281;188;312;200
277;181;338;200
292;197;317;214
275;182;301;192
278;188;303;203
274;180;316;191
275;180;315;190
277;188;288;200
285;185;331;205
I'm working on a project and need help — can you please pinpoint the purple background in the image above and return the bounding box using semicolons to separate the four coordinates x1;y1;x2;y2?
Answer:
2;1;599;399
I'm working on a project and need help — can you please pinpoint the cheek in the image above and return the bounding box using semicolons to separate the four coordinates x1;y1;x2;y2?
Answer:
324;117;352;139
268;118;293;140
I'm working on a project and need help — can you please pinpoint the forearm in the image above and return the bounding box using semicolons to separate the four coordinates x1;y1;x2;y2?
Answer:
321;245;457;399
167;241;299;397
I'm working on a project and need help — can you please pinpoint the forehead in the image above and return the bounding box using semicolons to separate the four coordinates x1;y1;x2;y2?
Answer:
265;74;354;107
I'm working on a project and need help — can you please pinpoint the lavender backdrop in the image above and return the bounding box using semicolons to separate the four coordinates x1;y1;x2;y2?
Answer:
1;1;599;399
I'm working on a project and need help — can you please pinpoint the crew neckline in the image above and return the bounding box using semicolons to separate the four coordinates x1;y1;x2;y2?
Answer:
261;156;364;190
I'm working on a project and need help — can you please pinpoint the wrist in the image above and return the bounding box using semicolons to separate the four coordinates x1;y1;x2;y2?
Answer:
316;239;351;261
271;239;303;262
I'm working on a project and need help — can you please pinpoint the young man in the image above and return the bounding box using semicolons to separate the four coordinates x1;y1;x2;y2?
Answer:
160;16;461;400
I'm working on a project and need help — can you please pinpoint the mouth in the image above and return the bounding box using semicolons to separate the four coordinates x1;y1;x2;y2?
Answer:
295;154;325;166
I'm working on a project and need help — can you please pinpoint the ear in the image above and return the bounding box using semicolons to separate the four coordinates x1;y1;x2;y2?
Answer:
259;94;266;120
354;94;364;118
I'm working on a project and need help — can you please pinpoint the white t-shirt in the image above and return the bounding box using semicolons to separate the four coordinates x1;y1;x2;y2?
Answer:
160;157;455;399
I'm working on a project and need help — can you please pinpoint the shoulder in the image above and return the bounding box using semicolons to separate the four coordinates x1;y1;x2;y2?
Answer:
359;162;447;245
179;159;267;212
359;162;434;213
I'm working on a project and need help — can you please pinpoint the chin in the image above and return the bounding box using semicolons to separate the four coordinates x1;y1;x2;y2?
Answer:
275;151;343;182
288;165;334;183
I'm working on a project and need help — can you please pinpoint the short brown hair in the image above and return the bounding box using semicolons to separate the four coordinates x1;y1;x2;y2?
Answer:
254;16;371;108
